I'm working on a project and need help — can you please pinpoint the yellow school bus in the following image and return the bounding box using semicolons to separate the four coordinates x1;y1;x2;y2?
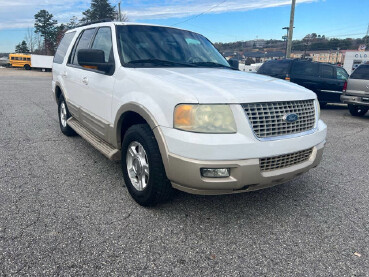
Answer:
9;53;32;70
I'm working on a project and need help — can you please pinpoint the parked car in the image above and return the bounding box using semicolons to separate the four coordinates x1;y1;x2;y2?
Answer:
52;22;327;206
341;64;369;116
257;59;349;107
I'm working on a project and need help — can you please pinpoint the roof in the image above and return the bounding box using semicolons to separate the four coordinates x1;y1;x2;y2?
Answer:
66;21;192;34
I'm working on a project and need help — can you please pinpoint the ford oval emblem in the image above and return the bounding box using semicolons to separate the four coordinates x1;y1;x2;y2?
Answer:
283;113;299;123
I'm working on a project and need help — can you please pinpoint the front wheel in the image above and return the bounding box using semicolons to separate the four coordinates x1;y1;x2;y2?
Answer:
121;124;173;206
24;64;31;70
348;104;368;117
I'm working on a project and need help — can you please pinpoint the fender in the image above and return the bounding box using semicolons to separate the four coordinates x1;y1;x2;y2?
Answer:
112;102;170;173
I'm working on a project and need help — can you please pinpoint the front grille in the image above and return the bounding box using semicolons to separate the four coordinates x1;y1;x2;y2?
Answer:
242;100;316;138
260;148;313;172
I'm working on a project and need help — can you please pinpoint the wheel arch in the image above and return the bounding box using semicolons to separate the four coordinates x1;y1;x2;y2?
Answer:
114;103;170;173
54;82;65;104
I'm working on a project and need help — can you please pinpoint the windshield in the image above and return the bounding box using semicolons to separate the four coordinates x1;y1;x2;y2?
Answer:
116;25;230;68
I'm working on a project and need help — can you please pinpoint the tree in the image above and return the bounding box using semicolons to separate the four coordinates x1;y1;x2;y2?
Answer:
81;0;116;23
15;40;30;53
34;9;57;55
24;28;36;53
67;16;79;29
55;24;67;49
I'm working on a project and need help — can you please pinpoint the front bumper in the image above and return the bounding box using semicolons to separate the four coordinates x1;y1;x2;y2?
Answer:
166;141;325;195
341;93;369;107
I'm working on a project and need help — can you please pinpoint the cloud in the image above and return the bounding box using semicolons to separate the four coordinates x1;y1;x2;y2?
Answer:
125;0;318;20
0;0;318;30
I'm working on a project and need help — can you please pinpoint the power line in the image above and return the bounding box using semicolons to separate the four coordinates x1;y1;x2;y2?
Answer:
171;0;227;27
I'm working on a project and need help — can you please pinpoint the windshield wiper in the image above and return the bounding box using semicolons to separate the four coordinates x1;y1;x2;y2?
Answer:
126;59;195;67
190;61;233;69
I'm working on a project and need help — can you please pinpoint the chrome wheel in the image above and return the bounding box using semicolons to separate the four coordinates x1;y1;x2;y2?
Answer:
60;102;67;127
126;141;149;191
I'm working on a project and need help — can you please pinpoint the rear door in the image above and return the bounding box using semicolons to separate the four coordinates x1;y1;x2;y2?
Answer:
347;65;369;96
290;61;319;92
317;64;344;103
257;60;291;80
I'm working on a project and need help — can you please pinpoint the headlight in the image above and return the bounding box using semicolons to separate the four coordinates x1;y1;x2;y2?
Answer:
174;104;237;133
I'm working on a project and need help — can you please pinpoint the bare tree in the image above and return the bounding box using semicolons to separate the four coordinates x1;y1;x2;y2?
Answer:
35;33;43;53
120;12;128;22
24;28;36;53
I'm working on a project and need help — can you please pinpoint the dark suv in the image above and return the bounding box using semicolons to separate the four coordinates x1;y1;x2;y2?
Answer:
257;59;349;107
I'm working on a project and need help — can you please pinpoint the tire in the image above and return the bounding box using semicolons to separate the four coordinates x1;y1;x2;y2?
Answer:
121;124;173;206
24;64;31;70
348;104;368;117
58;96;77;136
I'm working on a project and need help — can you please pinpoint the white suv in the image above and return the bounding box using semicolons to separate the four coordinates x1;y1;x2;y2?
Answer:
52;22;327;206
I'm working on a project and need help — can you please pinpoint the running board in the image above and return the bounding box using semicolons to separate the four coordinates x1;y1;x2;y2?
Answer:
67;117;121;161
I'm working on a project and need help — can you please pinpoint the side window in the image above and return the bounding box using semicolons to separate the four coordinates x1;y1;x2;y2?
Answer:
292;62;318;76
258;61;291;75
54;31;76;64
320;64;334;79
336;67;348;80
91;27;113;63
69;28;96;66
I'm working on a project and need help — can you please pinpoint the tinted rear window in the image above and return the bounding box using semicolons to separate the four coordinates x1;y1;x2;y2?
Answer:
54;32;76;64
292;61;318;76
350;65;369;80
320;64;335;79
258;60;291;76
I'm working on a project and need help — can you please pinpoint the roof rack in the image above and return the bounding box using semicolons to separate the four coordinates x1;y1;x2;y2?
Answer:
72;19;113;29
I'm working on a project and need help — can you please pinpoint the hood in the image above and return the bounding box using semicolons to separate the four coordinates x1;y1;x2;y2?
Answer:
128;67;316;104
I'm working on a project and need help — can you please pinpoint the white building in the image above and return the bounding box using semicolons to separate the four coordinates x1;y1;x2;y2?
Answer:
343;51;369;74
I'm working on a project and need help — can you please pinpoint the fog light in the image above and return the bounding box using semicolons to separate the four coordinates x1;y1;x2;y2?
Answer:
201;168;230;178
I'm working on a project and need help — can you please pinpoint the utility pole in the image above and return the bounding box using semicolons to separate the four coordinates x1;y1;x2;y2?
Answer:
365;23;369;49
286;0;296;58
118;1;122;21
282;27;289;58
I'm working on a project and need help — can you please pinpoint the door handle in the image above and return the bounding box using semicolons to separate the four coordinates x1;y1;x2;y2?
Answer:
82;77;88;85
62;71;67;78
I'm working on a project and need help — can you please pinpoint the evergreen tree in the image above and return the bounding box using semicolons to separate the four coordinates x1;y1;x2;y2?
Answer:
15;40;30;53
34;10;58;54
81;0;116;23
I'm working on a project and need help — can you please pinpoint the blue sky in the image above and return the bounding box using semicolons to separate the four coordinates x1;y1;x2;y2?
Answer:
0;0;368;52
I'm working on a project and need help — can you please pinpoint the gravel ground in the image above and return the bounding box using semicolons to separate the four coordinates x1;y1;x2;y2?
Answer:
0;68;368;276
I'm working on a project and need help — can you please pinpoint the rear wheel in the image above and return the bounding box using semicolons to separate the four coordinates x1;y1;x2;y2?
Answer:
58;96;76;136
121;124;173;206
24;64;31;70
348;104;368;117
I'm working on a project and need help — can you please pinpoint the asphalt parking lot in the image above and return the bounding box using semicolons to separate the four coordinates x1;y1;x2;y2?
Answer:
0;68;368;276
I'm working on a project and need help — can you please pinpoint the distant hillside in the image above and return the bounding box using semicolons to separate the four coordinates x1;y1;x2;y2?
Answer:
214;34;369;53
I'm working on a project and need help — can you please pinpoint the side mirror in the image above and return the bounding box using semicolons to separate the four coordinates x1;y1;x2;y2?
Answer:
228;59;239;70
77;49;114;73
